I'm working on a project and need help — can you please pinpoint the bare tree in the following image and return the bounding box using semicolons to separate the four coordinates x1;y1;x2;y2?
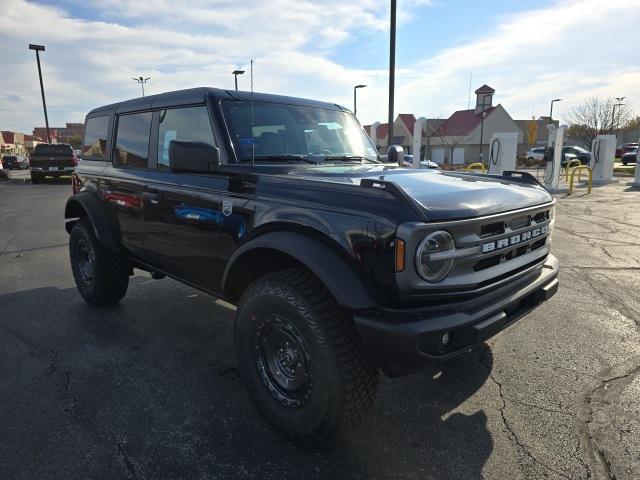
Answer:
431;120;469;167
565;96;633;147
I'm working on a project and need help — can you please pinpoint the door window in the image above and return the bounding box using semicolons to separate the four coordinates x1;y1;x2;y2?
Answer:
157;106;215;170
114;112;152;168
82;116;110;159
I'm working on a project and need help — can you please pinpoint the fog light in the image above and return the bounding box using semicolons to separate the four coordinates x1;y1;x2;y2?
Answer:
441;332;451;347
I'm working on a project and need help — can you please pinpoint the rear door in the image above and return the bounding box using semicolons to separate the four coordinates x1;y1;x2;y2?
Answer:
101;112;153;255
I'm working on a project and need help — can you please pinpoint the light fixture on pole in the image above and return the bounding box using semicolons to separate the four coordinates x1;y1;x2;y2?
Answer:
549;98;562;124
232;70;245;91
28;44;51;144
613;96;626;136
132;76;150;97
353;84;366;116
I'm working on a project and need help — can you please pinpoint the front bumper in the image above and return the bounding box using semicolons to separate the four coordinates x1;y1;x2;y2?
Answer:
354;254;559;377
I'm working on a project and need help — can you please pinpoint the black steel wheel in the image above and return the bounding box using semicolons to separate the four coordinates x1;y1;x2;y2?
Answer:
69;219;130;306
234;268;379;444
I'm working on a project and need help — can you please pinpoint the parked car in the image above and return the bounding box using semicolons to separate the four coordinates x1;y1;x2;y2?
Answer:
563;146;591;165
65;87;559;443
616;143;638;158
621;147;638;165
28;143;77;183
1;155;30;169
526;147;546;161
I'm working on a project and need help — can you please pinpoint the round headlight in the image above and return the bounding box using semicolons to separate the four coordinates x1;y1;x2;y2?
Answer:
416;230;455;282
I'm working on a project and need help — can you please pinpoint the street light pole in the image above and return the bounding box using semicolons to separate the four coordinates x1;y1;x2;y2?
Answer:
232;70;245;91
132;76;150;97
28;44;51;144
353;84;366;116
387;0;396;149
614;96;625;136
547;98;562;142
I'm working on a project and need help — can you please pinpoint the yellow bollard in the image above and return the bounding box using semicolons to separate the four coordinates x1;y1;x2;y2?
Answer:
568;166;592;194
565;159;582;182
465;162;487;173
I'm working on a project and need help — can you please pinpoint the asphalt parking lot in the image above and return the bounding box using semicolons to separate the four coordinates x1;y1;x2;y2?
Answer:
1;175;639;479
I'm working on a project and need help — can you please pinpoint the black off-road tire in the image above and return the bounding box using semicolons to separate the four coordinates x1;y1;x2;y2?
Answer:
30;173;42;184
234;268;379;444
69;219;130;306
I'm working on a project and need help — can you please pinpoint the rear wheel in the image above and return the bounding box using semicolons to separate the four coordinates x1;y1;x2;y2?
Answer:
69;219;130;306
234;268;379;444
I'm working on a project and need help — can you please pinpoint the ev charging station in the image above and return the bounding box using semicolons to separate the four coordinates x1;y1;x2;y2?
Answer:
590;134;616;184
412;117;427;168
487;132;518;175
543;124;566;191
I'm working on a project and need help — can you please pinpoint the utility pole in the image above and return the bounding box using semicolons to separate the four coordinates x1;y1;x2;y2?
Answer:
232;70;245;91
478;94;491;163
614;96;625;136
353;84;366;116
132;76;150;97
28;44;51;144
387;0;396;149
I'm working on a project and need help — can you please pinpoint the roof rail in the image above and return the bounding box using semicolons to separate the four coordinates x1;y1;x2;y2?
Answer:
360;178;428;222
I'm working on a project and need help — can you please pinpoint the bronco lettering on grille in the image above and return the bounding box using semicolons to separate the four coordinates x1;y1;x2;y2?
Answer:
481;224;549;253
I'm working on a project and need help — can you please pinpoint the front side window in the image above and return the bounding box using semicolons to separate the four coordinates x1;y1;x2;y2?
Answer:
221;100;379;163
82;116;109;159
114;112;152;168
157;106;215;170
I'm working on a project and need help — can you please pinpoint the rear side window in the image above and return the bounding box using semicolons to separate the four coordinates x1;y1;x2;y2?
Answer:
82;116;110;159
34;144;73;155
157;106;215;170
114;112;152;168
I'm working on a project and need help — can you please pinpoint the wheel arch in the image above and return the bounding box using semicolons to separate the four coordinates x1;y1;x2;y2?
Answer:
222;231;377;310
64;191;121;252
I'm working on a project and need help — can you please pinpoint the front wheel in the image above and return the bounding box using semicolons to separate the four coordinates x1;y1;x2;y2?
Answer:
234;268;379;444
69;219;130;306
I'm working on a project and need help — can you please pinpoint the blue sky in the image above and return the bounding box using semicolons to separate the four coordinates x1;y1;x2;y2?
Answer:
1;0;639;133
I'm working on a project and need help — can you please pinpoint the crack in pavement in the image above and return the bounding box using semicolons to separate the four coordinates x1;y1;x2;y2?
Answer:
116;442;141;480
578;358;640;480
3;325;79;415
480;350;575;480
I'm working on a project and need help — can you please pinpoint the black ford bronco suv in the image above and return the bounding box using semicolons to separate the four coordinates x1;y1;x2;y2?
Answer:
65;87;559;442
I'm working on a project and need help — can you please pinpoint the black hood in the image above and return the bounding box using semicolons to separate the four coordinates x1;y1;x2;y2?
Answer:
287;165;553;222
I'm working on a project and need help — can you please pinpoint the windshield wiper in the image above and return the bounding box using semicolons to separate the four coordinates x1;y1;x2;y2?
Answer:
322;155;380;164
240;154;318;164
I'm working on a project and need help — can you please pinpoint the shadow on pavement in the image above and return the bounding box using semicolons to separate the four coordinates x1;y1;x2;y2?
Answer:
0;278;494;479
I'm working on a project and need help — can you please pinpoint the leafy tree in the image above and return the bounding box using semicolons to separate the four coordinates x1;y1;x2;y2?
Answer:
527;117;538;147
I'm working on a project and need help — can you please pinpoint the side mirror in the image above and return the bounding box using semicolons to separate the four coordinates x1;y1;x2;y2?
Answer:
387;144;405;166
169;140;221;173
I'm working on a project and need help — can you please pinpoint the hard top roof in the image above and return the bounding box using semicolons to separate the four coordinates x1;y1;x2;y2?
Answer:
87;87;345;116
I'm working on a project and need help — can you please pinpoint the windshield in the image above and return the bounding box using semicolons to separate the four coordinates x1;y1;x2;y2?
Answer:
221;100;379;163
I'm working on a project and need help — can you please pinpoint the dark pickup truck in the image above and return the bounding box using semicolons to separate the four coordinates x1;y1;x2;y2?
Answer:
29;143;76;183
65;87;559;443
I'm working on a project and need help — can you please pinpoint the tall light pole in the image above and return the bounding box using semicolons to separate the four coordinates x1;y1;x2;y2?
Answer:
232;70;245;91
613;96;626;136
353;84;366;116
387;0;397;149
132;76;150;97
28;44;51;144
478;94;491;163
549;98;562;125
548;98;562;142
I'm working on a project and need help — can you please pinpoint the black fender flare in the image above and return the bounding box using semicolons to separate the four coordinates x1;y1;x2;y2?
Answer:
222;231;377;310
64;191;121;252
